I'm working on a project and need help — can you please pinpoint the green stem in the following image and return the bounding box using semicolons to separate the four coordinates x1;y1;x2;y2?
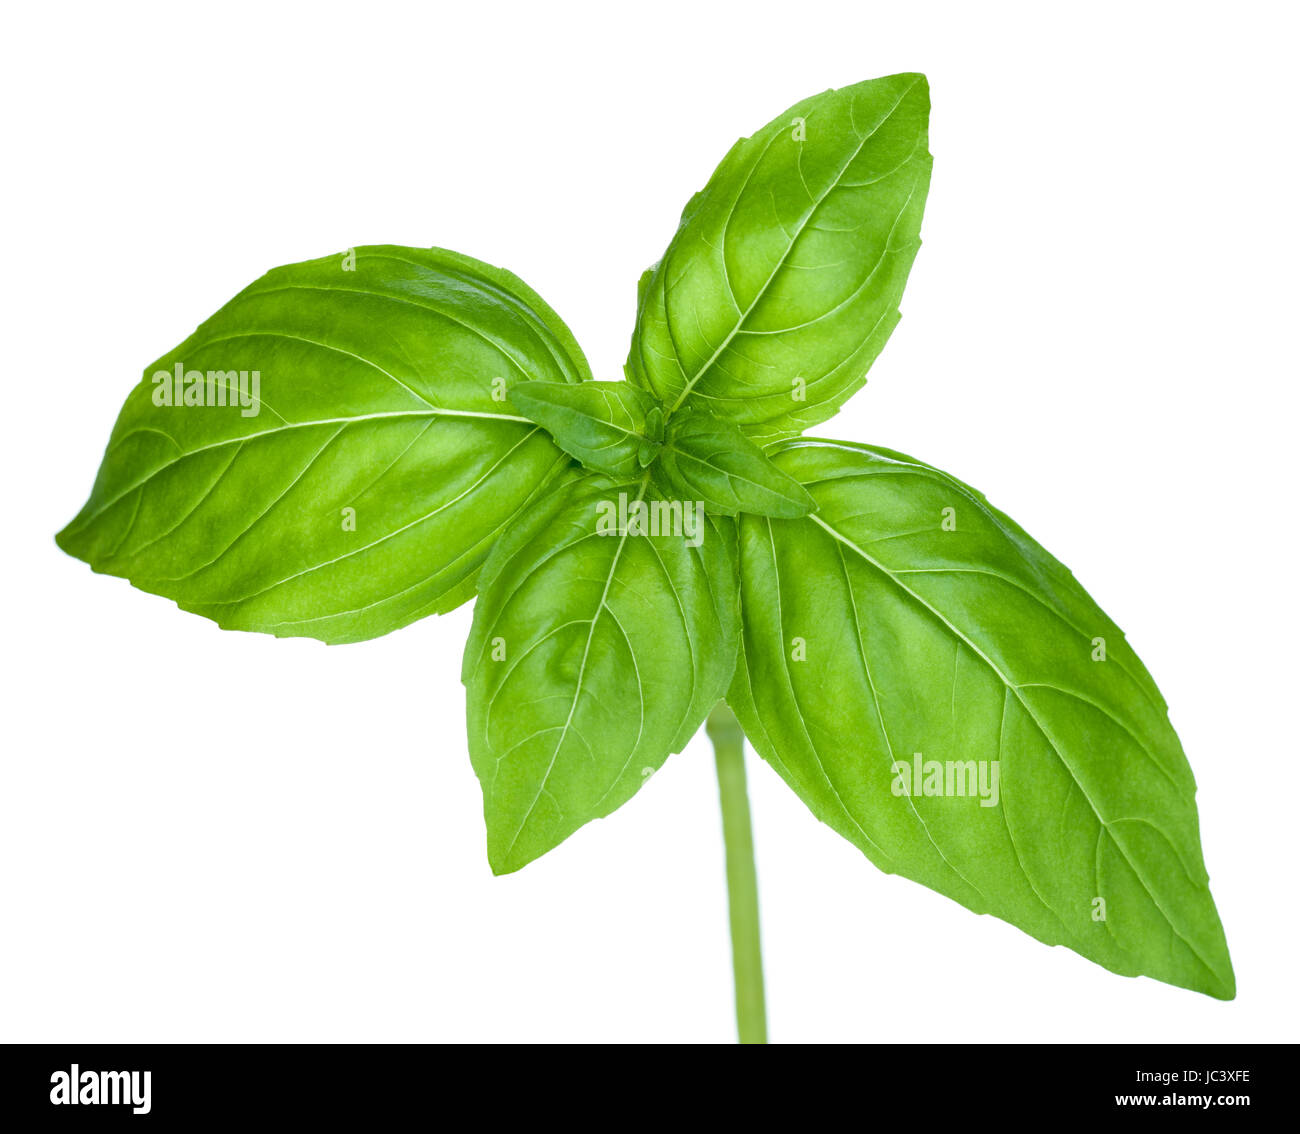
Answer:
706;701;767;1044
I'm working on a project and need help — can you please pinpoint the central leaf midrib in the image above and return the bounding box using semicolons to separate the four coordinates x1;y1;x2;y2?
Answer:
69;407;530;535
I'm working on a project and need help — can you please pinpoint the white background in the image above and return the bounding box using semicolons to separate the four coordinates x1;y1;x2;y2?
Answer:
3;1;1296;1043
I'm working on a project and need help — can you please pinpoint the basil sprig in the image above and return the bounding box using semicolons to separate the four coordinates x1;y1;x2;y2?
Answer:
59;74;1233;1013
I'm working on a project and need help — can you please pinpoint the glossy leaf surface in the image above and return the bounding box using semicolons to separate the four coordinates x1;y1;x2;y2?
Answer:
509;380;660;477
727;439;1234;998
57;246;589;643
658;412;815;518
628;74;931;440
463;472;738;873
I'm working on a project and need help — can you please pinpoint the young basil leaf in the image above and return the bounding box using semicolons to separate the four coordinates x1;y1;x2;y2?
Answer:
727;438;1234;999
658;412;816;518
645;406;665;444
462;472;739;874
627;74;932;441
56;246;590;644
508;379;659;477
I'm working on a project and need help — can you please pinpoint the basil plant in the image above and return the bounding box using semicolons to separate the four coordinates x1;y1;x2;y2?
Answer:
57;73;1233;1042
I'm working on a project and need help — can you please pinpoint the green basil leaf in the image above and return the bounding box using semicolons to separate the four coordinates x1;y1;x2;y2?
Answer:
627;74;932;441
462;472;739;873
56;246;590;644
508;379;659;477
658;412;816;518
727;438;1234;999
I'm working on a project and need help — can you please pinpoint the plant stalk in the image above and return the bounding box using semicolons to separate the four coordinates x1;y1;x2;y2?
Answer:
706;701;767;1044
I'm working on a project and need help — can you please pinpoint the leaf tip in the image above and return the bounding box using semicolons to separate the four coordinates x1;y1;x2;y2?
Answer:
1203;956;1236;1001
783;484;819;519
486;838;539;877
